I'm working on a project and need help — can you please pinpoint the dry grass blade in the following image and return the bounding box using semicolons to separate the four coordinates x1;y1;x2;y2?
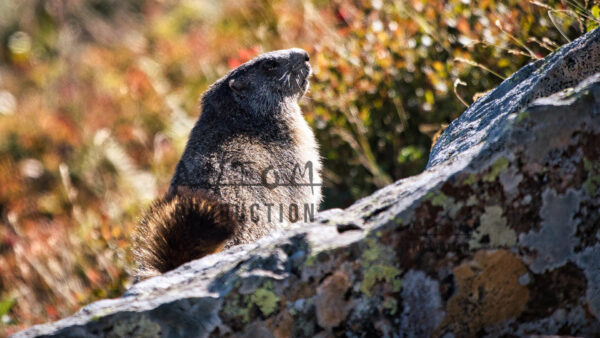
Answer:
454;57;506;80
453;78;469;108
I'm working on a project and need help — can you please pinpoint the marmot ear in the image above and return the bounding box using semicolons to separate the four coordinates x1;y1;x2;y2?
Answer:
229;78;249;95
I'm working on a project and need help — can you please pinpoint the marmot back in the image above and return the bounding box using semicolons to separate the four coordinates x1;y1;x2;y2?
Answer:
134;48;322;280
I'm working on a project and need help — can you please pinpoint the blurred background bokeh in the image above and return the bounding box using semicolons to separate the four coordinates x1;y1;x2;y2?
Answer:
0;0;597;334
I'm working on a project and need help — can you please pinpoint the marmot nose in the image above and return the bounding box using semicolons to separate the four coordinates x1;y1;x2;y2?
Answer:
290;48;310;64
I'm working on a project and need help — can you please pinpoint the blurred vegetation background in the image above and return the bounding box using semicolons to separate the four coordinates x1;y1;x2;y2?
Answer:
0;0;597;334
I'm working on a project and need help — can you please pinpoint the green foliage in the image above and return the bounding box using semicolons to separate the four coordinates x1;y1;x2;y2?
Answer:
0;298;16;317
0;0;597;334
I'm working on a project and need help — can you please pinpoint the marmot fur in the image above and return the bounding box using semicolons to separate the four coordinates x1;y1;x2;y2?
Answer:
133;48;322;280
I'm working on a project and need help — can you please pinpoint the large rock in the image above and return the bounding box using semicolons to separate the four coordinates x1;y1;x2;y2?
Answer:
15;28;600;337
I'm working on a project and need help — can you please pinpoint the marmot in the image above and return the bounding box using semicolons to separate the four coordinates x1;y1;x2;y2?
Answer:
134;48;322;280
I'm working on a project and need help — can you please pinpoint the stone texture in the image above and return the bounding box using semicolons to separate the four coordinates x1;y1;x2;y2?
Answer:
14;28;600;337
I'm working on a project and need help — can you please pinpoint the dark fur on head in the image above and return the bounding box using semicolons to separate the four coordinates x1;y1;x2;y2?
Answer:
133;189;240;280
201;48;311;125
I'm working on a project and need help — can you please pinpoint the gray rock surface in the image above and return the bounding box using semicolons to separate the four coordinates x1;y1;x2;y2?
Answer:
14;28;600;337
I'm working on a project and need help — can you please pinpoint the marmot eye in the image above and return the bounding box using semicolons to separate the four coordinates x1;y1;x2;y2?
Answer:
262;60;280;70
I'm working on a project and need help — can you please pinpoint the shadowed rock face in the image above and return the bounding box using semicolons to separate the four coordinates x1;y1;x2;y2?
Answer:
15;28;600;338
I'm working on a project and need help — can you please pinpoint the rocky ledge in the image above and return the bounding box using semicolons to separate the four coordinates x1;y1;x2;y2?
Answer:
15;28;600;337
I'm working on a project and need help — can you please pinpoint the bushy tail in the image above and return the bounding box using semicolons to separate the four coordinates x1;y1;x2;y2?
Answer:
133;189;239;281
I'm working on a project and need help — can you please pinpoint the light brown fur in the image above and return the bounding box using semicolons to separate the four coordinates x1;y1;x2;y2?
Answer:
134;190;239;280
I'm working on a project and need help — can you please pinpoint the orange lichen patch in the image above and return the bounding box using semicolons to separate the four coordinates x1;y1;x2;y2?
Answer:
436;250;530;336
267;310;295;338
315;271;352;329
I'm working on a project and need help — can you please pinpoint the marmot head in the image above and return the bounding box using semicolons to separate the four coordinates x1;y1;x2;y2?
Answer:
202;48;312;118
